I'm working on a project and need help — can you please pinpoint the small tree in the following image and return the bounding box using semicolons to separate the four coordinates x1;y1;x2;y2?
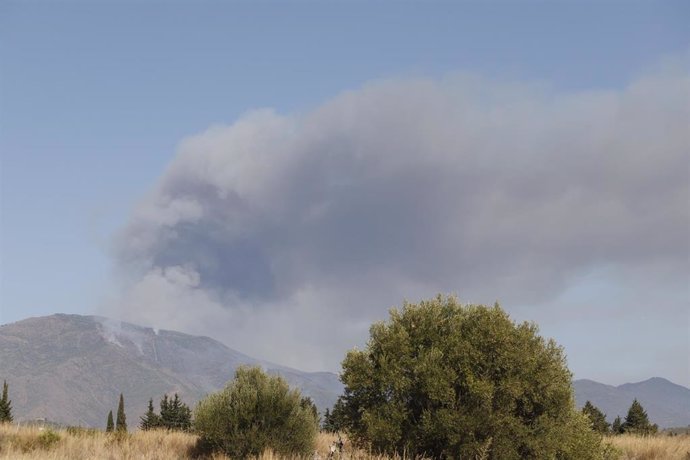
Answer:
140;398;161;430
338;295;603;459
622;399;658;435
582;401;610;434
106;410;114;432
611;416;623;434
115;393;127;433
0;380;13;423
194;366;319;458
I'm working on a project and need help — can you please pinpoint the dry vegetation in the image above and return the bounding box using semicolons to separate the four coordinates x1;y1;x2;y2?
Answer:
2;424;690;459
0;425;389;460
605;434;690;460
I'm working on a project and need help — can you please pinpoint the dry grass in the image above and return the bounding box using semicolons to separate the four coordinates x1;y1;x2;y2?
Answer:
605;434;690;460
0;425;381;460
4;424;690;459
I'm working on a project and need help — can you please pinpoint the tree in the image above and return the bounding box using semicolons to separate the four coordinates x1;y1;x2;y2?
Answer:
194;366;319;458
338;295;603;459
140;398;161;430
611;416;623;434
0;380;13;423
622;399;658;435
322;399;347;433
164;393;192;431
582;401;610;434
106;410;114;432
115;393;127;433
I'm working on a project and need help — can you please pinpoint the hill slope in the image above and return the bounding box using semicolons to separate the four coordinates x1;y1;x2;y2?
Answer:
0;314;342;427
574;377;690;428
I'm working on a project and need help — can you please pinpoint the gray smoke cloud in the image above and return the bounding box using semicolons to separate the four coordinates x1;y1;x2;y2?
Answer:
112;64;689;374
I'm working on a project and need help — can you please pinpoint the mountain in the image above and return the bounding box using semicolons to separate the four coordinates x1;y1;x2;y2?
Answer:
574;377;690;428
0;314;342;428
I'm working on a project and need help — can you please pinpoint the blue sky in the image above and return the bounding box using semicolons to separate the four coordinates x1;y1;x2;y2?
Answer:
1;1;688;385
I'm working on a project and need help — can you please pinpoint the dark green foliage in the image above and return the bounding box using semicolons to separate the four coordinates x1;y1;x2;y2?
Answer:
140;398;161;430
37;429;60;449
139;393;192;431
115;393;127;433
194;366;319;458
106;410;114;432
622;399;658;435
0;380;13;423
338;295;603;459
582;401;610;434
322;399;347;433
611;416;623;434
161;393;192;431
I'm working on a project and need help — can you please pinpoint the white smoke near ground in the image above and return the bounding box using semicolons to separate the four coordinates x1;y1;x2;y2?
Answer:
110;64;689;374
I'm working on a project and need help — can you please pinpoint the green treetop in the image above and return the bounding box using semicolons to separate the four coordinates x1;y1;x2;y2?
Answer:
582;401;610;434
0;380;13;423
116;393;127;433
106;410;114;432
622;399;658;435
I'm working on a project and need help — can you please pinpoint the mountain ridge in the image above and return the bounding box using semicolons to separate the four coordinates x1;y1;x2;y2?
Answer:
0;313;343;427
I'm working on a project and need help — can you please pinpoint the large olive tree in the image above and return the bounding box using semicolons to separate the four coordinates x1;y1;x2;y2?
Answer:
337;295;603;459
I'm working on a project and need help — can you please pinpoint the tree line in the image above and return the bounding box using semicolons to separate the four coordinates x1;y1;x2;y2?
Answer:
581;399;658;435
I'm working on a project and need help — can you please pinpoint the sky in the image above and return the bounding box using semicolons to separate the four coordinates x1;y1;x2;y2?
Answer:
1;1;688;386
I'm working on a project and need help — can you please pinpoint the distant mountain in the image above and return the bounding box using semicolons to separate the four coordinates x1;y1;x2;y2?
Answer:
0;314;342;428
574;377;690;428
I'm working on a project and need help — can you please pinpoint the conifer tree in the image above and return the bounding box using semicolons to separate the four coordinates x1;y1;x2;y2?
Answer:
0;380;13;423
582;401;610;434
106;410;114;432
140;398;161;430
160;393;191;431
622;399;658;435
116;393;127;432
611;416;623;434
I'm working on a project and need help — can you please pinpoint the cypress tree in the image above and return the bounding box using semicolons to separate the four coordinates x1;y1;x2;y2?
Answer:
116;393;127;432
622;399;657;435
106;410;114;432
0;380;13;423
140;398;161;430
582;401;610;434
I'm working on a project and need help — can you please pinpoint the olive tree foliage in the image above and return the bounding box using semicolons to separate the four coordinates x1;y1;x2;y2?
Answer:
193;366;319;458
338;295;604;459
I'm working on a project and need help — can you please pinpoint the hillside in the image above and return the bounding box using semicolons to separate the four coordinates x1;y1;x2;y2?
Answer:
0;314;342;427
574;377;690;428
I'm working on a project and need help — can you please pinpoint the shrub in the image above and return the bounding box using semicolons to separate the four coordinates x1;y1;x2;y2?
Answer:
338;295;604;459
193;366;319;458
37;429;60;449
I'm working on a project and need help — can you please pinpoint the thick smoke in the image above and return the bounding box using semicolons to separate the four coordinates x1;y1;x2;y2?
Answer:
113;67;689;372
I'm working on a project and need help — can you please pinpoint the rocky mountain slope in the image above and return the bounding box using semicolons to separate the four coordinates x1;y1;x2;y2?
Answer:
574;377;690;428
0;314;342;427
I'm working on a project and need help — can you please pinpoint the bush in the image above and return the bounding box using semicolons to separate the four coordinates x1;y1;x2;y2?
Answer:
193;366;319;458
36;429;60;449
338;295;604;459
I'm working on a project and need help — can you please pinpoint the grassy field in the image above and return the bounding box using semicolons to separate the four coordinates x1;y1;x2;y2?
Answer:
2;424;690;459
605;434;690;460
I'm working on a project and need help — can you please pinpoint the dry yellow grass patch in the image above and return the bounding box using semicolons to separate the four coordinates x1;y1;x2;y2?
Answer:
605;434;690;460
6;424;689;460
0;425;376;460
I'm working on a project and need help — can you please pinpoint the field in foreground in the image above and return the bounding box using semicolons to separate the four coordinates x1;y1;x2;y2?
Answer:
2;424;690;459
605;434;690;460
